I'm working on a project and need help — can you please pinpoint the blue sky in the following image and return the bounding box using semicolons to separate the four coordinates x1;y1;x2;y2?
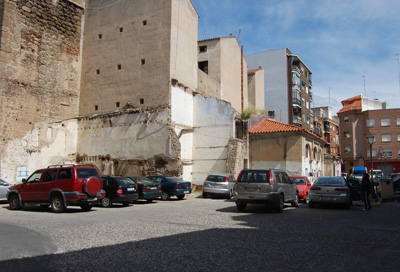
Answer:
191;0;400;114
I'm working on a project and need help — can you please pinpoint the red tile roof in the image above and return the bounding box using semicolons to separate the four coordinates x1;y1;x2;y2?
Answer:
337;95;362;114
248;68;263;74
249;119;304;134
249;118;327;143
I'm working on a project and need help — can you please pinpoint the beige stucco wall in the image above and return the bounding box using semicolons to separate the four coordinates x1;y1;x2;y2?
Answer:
170;0;198;90
248;69;265;110
80;0;171;115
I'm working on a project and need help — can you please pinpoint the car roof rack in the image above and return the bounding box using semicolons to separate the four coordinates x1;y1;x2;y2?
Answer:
47;164;76;168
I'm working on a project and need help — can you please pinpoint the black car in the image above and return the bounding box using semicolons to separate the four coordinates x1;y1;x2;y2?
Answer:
100;176;139;207
147;175;192;200
126;176;162;203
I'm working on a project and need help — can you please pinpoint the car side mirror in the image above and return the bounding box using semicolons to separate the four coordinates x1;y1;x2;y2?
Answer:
22;178;27;183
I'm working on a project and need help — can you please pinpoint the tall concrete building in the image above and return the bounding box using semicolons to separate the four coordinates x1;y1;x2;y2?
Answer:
246;48;313;130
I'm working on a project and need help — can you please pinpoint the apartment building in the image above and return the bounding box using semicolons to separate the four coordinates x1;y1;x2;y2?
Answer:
336;95;400;175
312;106;341;176
246;48;313;129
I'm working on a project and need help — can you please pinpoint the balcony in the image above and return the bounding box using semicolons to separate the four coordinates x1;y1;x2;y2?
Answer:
292;65;300;74
293;115;302;126
292;97;301;108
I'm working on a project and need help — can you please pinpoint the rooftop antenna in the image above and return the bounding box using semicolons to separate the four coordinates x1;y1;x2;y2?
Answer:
395;54;400;95
238;25;242;46
362;75;366;97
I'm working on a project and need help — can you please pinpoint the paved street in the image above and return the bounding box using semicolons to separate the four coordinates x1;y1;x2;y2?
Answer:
1;194;400;272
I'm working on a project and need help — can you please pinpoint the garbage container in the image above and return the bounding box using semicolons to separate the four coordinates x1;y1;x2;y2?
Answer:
379;179;394;199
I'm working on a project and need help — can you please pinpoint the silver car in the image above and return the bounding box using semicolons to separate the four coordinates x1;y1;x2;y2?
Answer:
0;179;12;202
233;169;299;213
309;176;352;208
202;173;236;199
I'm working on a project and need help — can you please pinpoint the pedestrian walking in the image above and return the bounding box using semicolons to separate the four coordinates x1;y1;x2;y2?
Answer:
360;173;372;210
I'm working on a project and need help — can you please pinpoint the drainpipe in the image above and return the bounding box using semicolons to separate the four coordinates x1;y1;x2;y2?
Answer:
241;45;244;112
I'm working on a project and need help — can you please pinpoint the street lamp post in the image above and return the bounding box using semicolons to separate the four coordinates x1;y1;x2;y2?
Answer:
379;146;383;175
366;133;375;182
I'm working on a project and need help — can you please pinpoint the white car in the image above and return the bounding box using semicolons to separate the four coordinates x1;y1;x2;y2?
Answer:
0;179;12;202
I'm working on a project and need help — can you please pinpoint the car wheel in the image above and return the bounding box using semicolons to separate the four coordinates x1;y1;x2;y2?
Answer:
236;202;246;212
291;194;299;207
51;195;65;213
122;201;130;207
101;197;112;207
80;203;93;211
177;194;185;200
309;201;315;208
202;192;207;198
9;194;21;210
146;199;154;203
161;192;170;201
275;195;284;213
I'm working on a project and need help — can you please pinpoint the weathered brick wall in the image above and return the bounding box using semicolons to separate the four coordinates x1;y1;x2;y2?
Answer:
0;0;83;152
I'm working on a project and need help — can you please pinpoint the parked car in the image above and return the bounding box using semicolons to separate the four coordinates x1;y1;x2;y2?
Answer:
100;176;139;207
147;175;192;200
7;165;105;213
126;176;162;203
390;173;400;180
233;169;299;213
309;176;352;209
290;175;311;203
0;178;12;202
202;173;236;199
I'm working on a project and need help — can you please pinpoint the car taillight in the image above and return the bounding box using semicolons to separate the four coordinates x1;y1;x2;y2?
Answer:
137;181;142;184
205;175;210;181
310;187;321;191
157;185;161;190
335;188;348;192
176;184;182;188
143;187;150;191
225;176;229;182
117;188;123;195
236;170;243;184
269;171;274;185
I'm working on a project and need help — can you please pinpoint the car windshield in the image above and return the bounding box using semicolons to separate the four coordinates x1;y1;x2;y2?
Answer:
116;177;136;185
166;176;184;183
130;176;154;185
353;170;366;176
207;175;227;182
292;177;306;185
238;170;268;183
77;168;100;179
314;177;345;185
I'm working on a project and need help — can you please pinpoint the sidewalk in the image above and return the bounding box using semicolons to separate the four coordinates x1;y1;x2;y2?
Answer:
353;197;400;208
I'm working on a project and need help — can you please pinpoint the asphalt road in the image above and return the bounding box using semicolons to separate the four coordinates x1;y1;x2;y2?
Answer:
0;194;399;272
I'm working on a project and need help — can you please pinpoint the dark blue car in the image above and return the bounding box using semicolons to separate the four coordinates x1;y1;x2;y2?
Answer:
147;175;192;200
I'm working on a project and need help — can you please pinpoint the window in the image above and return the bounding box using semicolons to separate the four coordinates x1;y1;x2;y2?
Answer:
140;98;144;104
398;134;400;142
142;20;147;26
96;69;100;75
345;147;351;153
141;59;146;65
98;34;102;39
306;101;309;109
344;132;351;138
366;119;375;127
344;116;349;123
95;105;98;111
398;149;400;157
397;118;400;126
116;102;120;108
367;149;377;158
119;27;123;32
382;134;392;142
199;46;207;53
198;61;208;74
383;149;392;157
117;64;121;70
381;118;391;127
302;98;305;106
